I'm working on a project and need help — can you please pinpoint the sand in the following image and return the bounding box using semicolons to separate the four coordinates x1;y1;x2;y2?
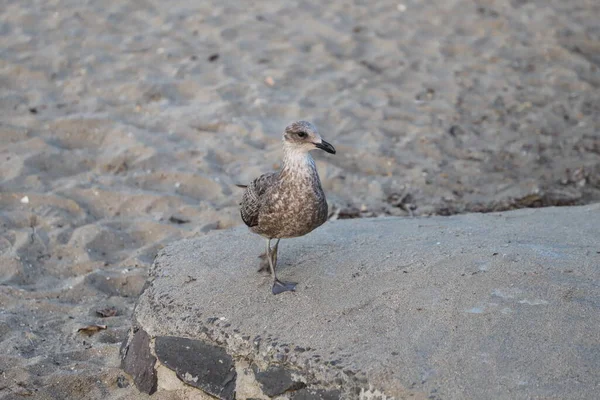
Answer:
0;0;598;398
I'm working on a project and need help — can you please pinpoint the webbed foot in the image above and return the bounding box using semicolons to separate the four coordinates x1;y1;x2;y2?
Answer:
272;279;297;295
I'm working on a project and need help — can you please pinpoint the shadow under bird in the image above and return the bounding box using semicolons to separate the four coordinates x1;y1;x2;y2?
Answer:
238;121;336;294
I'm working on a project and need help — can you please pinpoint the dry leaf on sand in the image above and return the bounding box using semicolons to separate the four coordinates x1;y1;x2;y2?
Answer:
77;324;107;336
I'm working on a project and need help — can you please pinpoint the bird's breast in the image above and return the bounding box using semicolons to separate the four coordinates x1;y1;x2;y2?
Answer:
256;175;328;239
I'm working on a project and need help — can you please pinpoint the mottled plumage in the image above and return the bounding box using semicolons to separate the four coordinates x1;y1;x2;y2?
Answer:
239;120;336;294
240;172;278;228
241;158;328;238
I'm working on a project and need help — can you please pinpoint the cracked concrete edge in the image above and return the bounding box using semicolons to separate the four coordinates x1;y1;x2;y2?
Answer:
120;320;406;399
140;255;412;398
118;229;439;399
135;296;396;399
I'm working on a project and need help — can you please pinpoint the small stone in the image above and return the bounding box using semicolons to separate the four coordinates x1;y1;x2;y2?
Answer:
116;375;129;388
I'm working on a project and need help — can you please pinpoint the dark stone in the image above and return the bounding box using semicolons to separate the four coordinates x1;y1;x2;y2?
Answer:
116;375;129;388
120;327;157;395
169;215;190;224
292;388;342;400
253;365;306;397
448;125;465;137
155;336;236;400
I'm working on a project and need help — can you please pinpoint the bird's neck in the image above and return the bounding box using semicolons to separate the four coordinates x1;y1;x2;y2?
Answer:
280;146;318;179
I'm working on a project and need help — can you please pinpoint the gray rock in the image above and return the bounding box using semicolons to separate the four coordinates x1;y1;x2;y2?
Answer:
132;205;600;399
154;336;236;400
253;365;306;397
120;327;157;395
291;388;342;400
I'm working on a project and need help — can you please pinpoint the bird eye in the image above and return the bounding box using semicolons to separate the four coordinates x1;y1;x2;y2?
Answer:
297;131;307;138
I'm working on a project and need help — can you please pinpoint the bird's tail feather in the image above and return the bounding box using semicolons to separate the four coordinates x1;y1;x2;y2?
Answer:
235;184;248;189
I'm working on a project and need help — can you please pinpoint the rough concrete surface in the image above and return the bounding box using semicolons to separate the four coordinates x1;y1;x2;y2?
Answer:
128;204;600;399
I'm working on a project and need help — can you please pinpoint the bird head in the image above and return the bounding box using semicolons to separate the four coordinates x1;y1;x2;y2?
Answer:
282;121;336;155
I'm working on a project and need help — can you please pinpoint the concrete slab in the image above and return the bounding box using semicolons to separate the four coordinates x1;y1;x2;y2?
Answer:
126;205;600;399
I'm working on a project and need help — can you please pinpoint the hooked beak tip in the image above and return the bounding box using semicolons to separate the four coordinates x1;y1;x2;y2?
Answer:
315;139;336;154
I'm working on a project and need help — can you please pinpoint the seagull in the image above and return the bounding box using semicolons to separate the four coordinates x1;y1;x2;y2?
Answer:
238;121;336;294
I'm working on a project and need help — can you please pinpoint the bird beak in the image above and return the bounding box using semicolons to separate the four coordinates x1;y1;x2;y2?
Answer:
315;139;336;154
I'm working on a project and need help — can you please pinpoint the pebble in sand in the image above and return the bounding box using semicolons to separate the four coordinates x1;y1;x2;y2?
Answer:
239;121;336;294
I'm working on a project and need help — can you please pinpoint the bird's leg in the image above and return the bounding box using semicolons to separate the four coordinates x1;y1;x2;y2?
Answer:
257;238;279;273
271;238;280;267
256;238;274;273
267;238;296;295
257;251;270;273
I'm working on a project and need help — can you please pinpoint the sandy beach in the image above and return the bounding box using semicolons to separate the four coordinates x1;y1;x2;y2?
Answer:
1;0;599;398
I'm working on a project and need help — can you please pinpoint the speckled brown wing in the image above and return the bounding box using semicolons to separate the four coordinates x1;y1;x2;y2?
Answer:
240;172;278;228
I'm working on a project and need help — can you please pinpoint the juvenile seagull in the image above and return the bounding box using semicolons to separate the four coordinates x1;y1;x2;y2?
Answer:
239;121;336;295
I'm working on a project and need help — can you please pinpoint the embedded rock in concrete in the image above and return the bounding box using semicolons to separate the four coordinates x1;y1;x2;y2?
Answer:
253;365;306;397
120;327;157;395
155;336;236;399
129;205;600;399
291;388;342;400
